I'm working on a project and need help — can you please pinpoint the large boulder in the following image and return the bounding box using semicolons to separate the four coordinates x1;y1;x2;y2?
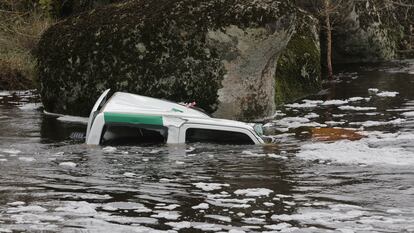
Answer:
37;0;298;120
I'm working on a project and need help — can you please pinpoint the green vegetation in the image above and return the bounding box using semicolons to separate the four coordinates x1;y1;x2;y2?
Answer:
0;0;120;90
0;0;53;89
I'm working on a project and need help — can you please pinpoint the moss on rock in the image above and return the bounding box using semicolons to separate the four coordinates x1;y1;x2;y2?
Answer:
275;15;321;106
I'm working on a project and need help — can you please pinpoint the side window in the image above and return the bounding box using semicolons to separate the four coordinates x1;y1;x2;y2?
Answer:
101;124;168;145
185;128;254;145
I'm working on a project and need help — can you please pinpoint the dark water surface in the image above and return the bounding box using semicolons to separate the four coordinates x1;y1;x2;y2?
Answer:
0;61;413;232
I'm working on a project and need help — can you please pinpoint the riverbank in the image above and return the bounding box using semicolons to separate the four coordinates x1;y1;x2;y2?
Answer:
0;2;52;90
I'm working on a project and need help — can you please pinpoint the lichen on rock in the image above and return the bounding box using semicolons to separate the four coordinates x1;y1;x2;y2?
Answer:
36;0;298;119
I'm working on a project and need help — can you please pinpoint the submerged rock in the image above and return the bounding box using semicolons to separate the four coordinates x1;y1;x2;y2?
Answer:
37;0;300;120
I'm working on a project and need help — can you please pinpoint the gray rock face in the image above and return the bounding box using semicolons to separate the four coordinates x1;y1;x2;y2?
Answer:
332;0;404;63
36;0;297;120
210;23;295;120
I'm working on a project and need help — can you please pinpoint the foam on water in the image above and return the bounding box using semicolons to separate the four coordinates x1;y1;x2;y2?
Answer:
322;99;349;105
193;182;230;191
376;91;399;97
56;115;89;124
59;162;77;167
234;188;273;197
338;105;377;111
297;132;414;165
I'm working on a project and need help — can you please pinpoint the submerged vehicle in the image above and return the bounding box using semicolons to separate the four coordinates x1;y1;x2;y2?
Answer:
86;90;264;145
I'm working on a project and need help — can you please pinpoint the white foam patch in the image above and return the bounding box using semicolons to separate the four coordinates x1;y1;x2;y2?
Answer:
376;91;399;97
102;202;148;211
267;154;288;159
322;100;349;106
7;205;47;213
242;217;266;224
304;113;319;119
64;193;112;200
325;121;346;126
205;193;256;209
0;91;12;96
271;209;365;222
193;182;229;191
368;88;379;93
347;97;365;102
102;146;117;153
7;201;26;206
151;211;180;220
18;157;36;162
285;102;318;108
229;229;246;233
123;172;136;177
338;106;376;111
96;213;158;225
59;162;77;167
279;100;323;108
55;201;98;215
154;204;179;210
10;213;63;225
205;214;232;222
192;203;209;210
252;210;269;214
297;132;414;165
56;115;89;124
166;221;192;230
274;117;327;129
264;223;292;230
402;111;414;117
2;149;21;155
18;103;42;111
303;100;324;105
242;150;266;157
192;223;222;231
349;118;405;127
234;188;273;197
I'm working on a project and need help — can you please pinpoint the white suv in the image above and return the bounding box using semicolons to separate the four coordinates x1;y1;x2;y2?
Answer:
86;90;264;145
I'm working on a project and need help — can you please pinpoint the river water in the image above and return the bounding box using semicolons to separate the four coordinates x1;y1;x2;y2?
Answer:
0;61;413;233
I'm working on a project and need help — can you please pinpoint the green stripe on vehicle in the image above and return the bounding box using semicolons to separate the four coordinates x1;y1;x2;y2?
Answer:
104;112;163;125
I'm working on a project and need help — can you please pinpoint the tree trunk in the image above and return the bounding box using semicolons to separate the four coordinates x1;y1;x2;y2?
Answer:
324;0;334;79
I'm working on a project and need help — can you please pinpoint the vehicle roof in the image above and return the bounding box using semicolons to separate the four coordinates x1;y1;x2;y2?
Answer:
103;92;210;118
101;92;255;130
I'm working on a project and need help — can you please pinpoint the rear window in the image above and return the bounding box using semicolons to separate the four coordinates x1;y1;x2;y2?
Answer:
185;128;254;145
101;124;167;146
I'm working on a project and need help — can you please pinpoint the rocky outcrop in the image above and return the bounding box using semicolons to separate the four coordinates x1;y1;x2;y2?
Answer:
37;0;300;120
212;22;295;120
332;0;406;63
275;14;321;106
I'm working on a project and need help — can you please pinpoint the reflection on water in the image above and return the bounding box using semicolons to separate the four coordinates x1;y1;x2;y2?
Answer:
0;60;414;232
